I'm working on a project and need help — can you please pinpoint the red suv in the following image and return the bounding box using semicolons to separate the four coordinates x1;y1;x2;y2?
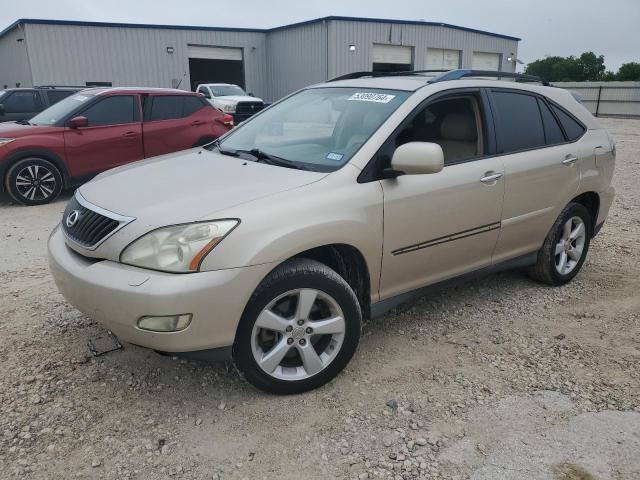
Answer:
0;88;233;205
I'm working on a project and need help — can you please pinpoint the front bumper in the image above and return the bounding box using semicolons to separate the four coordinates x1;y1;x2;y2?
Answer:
48;228;273;352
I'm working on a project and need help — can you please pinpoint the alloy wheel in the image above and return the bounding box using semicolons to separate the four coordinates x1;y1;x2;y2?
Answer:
15;164;57;202
251;288;346;381
555;216;586;275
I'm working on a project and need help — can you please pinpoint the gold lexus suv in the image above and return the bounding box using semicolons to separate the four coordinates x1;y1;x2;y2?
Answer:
48;70;616;394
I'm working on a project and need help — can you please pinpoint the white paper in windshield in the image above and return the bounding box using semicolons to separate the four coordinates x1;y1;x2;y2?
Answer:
72;95;90;102
348;92;395;103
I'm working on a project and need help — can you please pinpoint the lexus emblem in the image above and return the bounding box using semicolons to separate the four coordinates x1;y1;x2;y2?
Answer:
66;210;80;228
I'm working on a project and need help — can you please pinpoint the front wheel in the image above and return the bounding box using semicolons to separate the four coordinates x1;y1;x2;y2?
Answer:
528;202;592;286
5;157;63;206
233;259;361;394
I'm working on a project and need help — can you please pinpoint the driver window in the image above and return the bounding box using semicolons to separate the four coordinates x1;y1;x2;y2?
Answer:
395;96;484;165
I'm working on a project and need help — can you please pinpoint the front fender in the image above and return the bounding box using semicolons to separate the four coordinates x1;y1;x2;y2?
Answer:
199;176;384;299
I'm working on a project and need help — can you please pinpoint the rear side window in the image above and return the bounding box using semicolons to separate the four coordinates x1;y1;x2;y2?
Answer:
46;90;75;105
550;104;585;141
146;95;206;121
81;95;138;126
3;91;41;113
537;99;565;145
492;91;545;153
183;96;207;116
148;96;184;121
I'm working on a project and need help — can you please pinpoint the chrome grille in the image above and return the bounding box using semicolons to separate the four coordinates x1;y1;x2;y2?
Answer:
61;194;134;250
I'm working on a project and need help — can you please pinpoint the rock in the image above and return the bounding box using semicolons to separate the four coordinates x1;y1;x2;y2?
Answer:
195;418;203;426
91;458;101;468
415;438;427;446
218;402;226;411
386;399;398;410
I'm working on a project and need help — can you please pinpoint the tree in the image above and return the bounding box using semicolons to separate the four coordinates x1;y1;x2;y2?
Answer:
525;52;605;81
616;62;640;81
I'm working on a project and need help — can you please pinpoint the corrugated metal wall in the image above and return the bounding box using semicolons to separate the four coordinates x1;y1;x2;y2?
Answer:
554;82;640;117
0;25;33;88
23;23;269;97
0;20;519;102
265;21;328;101
327;20;518;78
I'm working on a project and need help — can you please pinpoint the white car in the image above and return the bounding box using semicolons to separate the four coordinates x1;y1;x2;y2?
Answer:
195;83;264;123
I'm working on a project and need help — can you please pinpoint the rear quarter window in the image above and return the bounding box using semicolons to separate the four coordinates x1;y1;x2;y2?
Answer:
550;104;586;141
537;99;565;145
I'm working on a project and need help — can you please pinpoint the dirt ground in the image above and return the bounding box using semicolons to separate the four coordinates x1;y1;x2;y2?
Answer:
0;117;638;480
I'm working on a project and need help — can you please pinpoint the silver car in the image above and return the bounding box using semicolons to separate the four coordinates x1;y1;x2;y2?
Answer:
48;70;616;394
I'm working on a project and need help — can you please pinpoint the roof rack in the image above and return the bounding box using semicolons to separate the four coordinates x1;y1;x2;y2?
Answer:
34;85;86;89
429;70;548;85
328;70;449;82
328;69;548;86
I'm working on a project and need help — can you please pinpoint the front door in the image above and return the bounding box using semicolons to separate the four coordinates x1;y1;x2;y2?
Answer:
63;95;144;178
0;91;42;122
379;91;505;299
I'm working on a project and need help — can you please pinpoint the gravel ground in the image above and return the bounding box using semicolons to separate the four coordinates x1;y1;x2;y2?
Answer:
0;117;638;480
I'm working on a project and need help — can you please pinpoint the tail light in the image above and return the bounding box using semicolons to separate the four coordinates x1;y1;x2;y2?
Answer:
216;114;234;127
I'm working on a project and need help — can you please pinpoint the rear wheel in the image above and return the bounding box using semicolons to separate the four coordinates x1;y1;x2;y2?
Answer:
5;157;63;206
233;259;361;394
528;202;591;286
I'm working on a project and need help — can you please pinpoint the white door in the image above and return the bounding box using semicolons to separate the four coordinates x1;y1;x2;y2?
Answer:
472;52;501;70
372;44;413;65
187;45;243;61
426;48;461;70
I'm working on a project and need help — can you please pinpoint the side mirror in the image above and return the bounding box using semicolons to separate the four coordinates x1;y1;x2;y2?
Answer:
0;104;5;115
248;92;255;97
390;142;444;176
69;116;88;128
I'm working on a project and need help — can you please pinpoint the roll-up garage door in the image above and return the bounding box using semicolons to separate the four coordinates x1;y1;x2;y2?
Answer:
187;45;245;90
472;52;501;70
187;45;243;61
372;44;413;64
426;48;461;70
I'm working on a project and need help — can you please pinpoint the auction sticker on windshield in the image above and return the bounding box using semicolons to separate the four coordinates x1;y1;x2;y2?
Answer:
348;92;396;103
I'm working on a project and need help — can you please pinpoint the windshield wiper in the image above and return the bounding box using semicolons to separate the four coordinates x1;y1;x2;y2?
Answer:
236;148;303;170
16;120;31;125
209;139;240;157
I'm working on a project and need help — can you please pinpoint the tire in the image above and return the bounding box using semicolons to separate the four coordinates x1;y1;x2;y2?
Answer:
5;157;63;206
528;202;592;286
233;258;362;394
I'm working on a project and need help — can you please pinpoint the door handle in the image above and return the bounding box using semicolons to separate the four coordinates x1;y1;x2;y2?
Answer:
480;172;503;184
122;131;138;138
191;120;205;126
562;155;578;165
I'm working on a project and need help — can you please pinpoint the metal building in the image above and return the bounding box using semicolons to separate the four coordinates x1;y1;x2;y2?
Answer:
0;16;520;102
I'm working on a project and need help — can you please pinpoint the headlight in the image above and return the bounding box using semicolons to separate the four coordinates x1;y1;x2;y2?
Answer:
0;138;16;147
120;220;239;273
222;104;236;113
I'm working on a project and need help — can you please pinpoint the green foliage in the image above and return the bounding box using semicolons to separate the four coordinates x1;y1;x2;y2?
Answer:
616;62;640;81
525;52;605;81
525;53;639;82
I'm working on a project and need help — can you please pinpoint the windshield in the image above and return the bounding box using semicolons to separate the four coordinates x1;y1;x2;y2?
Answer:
211;85;247;97
217;87;410;172
30;93;95;125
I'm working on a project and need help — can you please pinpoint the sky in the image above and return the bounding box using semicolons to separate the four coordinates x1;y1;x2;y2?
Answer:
1;0;638;72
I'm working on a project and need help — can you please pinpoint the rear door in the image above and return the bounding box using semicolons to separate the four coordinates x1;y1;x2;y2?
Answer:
489;89;583;263
142;94;214;157
63;94;144;178
0;90;43;122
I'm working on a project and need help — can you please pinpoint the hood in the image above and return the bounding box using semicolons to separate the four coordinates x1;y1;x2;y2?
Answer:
79;148;326;227
0;122;60;138
214;95;263;104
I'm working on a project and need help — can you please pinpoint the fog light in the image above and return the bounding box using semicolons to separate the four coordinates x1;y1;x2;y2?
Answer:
137;314;192;332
